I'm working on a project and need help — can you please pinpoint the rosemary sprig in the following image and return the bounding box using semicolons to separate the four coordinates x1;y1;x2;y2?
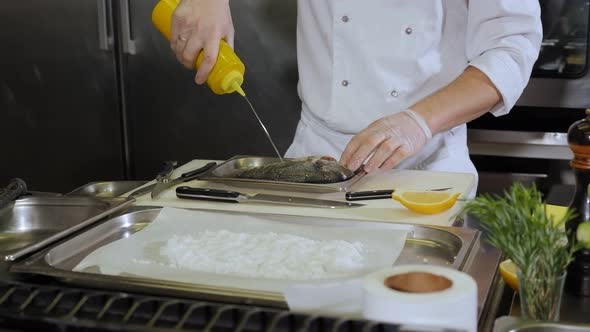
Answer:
463;183;579;320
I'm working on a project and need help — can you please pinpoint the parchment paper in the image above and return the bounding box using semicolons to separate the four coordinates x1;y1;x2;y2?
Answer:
74;207;408;294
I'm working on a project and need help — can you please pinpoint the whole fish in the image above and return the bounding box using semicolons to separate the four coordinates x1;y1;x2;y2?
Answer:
234;156;355;184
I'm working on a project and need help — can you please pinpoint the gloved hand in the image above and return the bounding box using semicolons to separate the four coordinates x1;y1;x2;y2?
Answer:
340;110;432;173
171;0;234;84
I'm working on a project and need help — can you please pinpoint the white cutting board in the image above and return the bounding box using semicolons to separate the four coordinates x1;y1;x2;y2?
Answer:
128;159;475;226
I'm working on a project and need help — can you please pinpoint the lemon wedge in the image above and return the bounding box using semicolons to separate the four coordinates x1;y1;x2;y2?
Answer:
577;221;590;249
545;204;568;225
392;191;461;214
499;259;519;292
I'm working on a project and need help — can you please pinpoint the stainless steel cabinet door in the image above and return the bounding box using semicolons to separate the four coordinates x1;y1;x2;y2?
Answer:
0;0;124;192
123;0;299;179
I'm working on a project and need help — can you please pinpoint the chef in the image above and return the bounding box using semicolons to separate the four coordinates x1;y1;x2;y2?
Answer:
169;1;542;190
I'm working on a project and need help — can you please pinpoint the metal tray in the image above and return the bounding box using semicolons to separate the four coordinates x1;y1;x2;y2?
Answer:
199;156;366;193
11;206;480;308
498;320;590;332
66;181;147;198
0;197;133;263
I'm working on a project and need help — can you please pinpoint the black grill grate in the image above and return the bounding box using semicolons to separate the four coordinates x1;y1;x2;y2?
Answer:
0;279;411;332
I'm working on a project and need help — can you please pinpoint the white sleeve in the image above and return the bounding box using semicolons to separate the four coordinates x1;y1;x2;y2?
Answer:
466;1;543;117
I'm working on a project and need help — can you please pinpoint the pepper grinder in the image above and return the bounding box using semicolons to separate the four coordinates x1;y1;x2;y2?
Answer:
566;109;590;296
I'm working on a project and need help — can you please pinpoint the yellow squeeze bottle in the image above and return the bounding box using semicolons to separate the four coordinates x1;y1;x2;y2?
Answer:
151;0;246;96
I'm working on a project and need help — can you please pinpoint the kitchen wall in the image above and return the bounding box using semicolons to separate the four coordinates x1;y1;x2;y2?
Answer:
124;0;300;180
0;0;587;195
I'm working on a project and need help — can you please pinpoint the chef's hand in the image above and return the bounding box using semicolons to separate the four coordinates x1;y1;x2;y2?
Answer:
340;110;432;173
171;0;234;84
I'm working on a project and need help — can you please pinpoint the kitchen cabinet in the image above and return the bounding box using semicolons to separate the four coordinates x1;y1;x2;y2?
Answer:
0;0;125;192
0;0;310;189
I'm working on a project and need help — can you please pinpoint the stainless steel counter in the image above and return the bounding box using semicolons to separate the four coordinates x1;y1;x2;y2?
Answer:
0;179;582;331
0;180;506;331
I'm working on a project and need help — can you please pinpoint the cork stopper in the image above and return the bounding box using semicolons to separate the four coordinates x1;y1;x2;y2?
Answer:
568;109;590;170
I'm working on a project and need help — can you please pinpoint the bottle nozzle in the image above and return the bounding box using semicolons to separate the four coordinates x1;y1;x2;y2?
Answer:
220;70;246;96
232;81;246;97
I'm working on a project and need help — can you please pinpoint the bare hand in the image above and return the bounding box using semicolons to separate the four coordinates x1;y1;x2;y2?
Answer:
171;0;234;84
340;110;432;173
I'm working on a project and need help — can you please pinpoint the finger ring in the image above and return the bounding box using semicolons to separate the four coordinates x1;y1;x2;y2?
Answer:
178;35;188;42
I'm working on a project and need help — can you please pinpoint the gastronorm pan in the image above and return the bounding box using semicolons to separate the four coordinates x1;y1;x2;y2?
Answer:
0;197;132;262
67;181;147;198
198;156;366;193
11;206;480;308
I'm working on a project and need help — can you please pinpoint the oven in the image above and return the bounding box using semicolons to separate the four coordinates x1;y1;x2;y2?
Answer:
467;0;590;194
519;0;590;109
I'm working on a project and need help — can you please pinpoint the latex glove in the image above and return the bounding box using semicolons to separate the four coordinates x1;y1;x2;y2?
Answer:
340;110;432;173
171;0;234;84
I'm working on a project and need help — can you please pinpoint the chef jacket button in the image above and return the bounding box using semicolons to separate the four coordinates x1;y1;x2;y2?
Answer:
342;15;350;23
405;27;413;35
341;80;349;87
390;90;398;97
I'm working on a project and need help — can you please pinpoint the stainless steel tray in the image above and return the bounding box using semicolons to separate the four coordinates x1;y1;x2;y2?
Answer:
11;206;480;308
0;197;133;262
67;181;147;198
497;320;590;332
199;156;366;193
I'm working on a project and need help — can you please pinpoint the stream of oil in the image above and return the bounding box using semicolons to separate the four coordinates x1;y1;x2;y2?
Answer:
242;95;283;161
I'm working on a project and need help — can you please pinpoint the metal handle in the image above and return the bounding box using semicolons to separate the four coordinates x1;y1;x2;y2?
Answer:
180;162;217;180
128;183;156;198
97;0;112;51
120;0;137;54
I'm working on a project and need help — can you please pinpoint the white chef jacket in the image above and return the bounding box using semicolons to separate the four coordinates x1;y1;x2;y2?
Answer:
285;1;543;183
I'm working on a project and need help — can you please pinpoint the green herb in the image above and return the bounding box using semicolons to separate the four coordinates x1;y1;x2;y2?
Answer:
463;183;579;320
